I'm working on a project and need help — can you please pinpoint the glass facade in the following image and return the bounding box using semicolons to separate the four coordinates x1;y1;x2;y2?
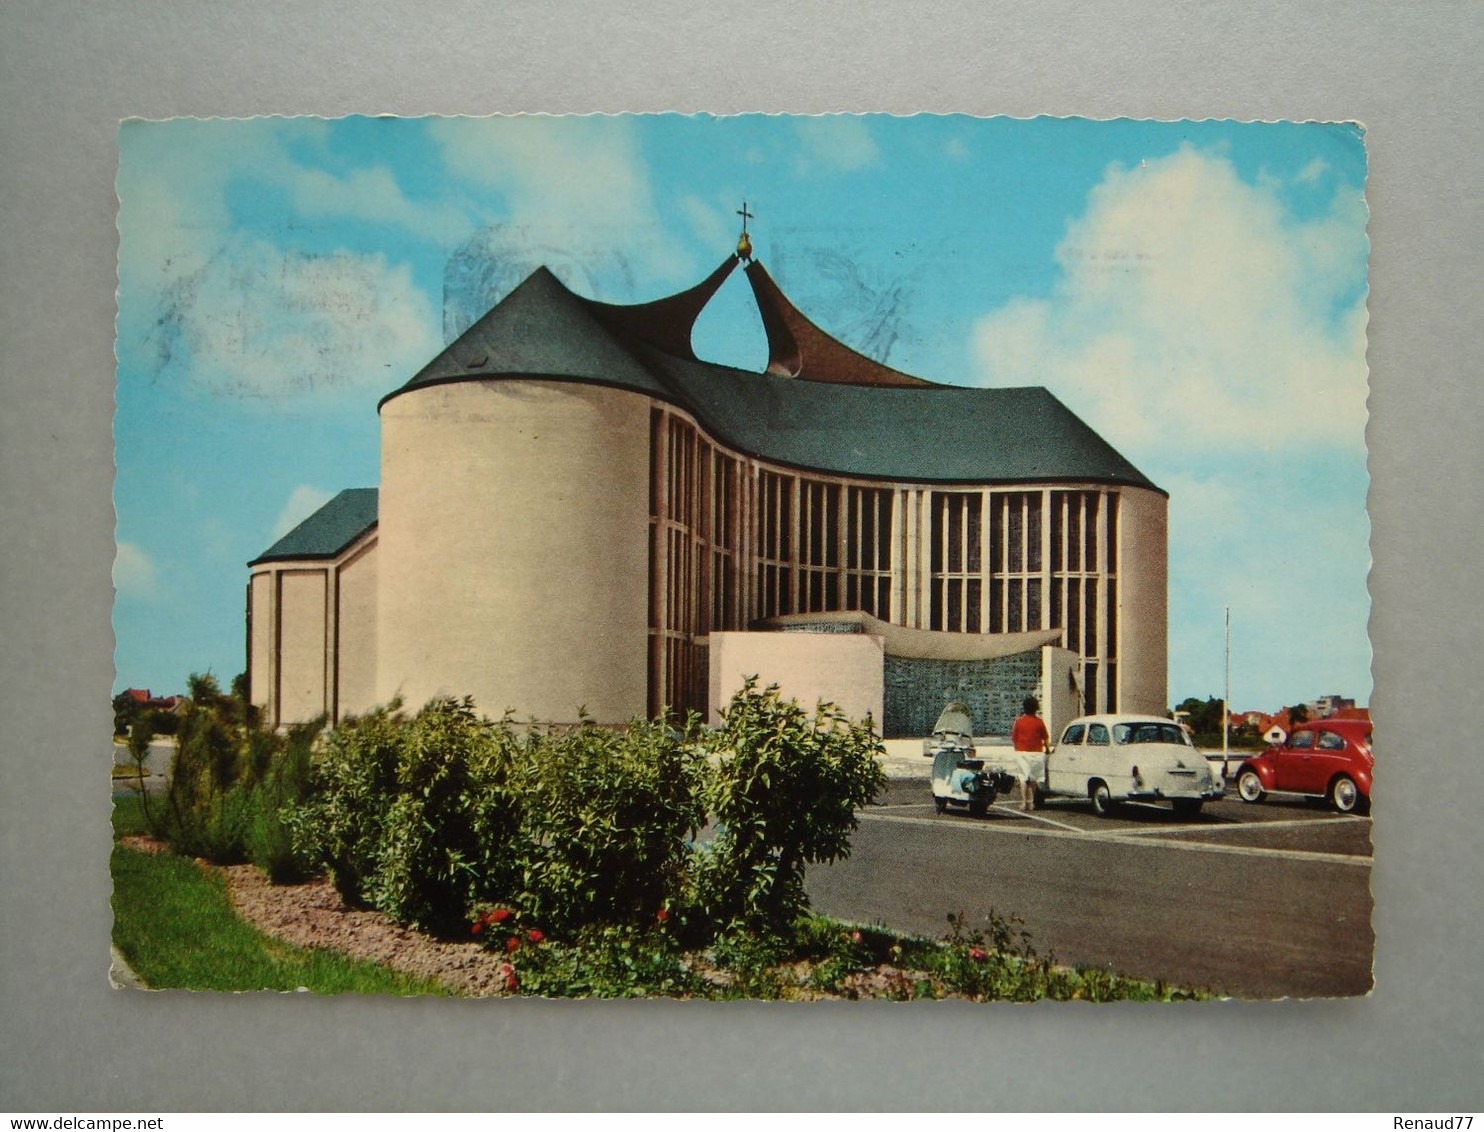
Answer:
648;406;1127;718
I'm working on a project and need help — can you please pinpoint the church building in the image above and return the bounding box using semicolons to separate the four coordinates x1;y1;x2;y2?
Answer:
247;228;1168;739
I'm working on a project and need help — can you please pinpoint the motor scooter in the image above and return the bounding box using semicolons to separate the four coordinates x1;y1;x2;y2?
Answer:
926;701;1017;818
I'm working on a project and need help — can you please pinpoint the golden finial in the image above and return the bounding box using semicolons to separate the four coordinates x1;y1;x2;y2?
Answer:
736;200;754;261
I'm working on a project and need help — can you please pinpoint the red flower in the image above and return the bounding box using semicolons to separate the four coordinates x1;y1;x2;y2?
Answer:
656;908;670;923
498;962;518;993
969;947;988;961
506;935;521;953
470;921;485;937
851;931;863;944
487;908;511;924
526;929;545;944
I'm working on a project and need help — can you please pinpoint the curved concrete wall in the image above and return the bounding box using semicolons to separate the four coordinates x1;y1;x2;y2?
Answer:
1117;484;1168;714
377;379;652;723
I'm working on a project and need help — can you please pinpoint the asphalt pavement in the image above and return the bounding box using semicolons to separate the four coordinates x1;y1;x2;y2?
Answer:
809;775;1373;998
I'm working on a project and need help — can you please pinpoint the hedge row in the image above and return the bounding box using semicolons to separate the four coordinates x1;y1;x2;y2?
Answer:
151;677;886;944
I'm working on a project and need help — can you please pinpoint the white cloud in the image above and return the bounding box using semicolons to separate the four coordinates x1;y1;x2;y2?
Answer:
793;116;880;173
972;146;1369;457
118;119;453;398
1296;156;1329;184
678;194;735;254
118;120;279;298
427;115;690;283
272;485;335;540
150;237;441;401
970;147;1372;705
288;164;471;244
113;541;157;598
119;120;461;290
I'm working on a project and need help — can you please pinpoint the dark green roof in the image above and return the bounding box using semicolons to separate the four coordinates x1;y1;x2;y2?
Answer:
389;268;671;400
381;268;1160;492
250;488;378;565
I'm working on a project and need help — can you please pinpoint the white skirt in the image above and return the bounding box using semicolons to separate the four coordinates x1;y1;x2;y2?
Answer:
1013;752;1046;782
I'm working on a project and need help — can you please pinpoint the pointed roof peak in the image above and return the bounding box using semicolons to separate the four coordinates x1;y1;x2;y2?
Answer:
743;258;933;387
374;249;1157;493
585;255;739;360
380;263;673;408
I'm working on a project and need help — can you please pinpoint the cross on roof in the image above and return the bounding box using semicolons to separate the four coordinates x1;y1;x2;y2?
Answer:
737;201;754;233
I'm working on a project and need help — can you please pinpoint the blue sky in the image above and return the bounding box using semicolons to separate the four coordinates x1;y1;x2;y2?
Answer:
114;114;1370;712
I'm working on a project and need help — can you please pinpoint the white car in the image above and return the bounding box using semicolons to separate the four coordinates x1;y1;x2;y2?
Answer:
1036;713;1225;817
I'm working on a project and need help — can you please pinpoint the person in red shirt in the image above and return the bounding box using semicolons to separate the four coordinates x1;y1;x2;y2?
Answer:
1010;696;1051;812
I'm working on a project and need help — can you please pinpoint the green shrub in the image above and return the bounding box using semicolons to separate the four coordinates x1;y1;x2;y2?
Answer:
703;928;790;999
199;784;255;864
246;720;322;882
294;698;520;933
292;704;407;905
297;702;708;938
292;683;884;946
124;713;160;836
158;673;321;872
162;674;237;855
514;716;706;935
509;924;700;998
693;679;886;933
149;708;180;737
366;697;506;934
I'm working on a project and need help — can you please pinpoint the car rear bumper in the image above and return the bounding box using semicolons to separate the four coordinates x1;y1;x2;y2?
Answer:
1126;786;1226;802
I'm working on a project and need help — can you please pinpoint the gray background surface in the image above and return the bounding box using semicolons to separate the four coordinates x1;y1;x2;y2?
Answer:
2;0;1480;1112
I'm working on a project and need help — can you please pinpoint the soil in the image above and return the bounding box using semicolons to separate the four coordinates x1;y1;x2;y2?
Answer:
117;838;952;999
123;836;515;995
224;865;518;996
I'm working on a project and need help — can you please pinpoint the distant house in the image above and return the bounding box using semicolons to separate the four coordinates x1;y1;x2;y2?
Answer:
1260;708;1295;745
1309;694;1357;718
118;688;188;715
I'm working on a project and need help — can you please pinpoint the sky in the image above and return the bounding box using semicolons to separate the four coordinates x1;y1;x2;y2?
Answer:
114;114;1370;712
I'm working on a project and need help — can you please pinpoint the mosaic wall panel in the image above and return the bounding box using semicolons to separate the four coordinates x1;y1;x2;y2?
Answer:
883;651;1042;738
777;621;864;635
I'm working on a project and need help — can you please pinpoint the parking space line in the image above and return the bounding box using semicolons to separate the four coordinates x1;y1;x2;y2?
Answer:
988;801;1088;834
858;810;1372;867
1109;815;1370;836
1093;832;1372;867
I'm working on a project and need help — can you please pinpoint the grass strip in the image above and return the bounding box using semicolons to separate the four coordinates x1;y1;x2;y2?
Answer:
110;844;453;995
111;792;150;838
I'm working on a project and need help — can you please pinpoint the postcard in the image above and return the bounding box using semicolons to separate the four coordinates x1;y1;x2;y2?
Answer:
111;113;1371;1000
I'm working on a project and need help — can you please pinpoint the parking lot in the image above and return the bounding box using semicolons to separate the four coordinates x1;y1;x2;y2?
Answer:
873;775;1374;865
807;773;1374;997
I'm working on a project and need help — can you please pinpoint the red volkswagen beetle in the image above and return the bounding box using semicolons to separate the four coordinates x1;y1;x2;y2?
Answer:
1234;718;1372;814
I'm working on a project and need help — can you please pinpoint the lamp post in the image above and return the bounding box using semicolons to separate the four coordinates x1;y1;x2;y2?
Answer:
1221;606;1231;780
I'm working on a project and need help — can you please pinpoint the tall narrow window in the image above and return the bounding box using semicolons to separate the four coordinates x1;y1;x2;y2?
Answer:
929;492;981;631
1026;495;1043;571
1084;492;1099;573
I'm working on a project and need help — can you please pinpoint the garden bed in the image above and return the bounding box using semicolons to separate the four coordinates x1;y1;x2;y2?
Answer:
113;838;1199;1001
222;853;518;996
